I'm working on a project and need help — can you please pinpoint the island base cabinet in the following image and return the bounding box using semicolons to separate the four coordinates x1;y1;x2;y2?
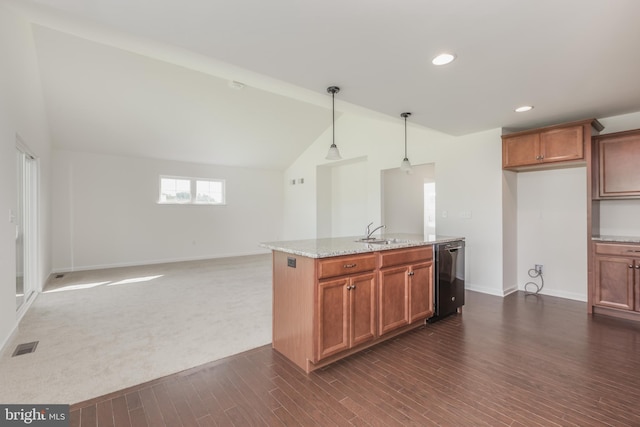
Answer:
378;267;410;335
271;245;435;374
378;247;434;336
410;262;434;322
316;273;376;361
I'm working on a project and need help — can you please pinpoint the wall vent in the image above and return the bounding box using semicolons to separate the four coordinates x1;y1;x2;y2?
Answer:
12;341;38;357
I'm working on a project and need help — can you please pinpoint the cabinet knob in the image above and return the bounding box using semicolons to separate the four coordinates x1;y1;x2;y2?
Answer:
352;285;356;290
635;265;640;269
629;264;634;269
346;285;352;290
408;271;415;276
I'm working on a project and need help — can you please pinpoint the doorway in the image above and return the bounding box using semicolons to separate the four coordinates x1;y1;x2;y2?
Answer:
15;139;39;313
381;163;436;236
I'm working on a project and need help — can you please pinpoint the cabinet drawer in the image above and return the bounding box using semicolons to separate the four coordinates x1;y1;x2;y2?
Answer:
317;254;376;279
594;243;640;257
379;246;433;268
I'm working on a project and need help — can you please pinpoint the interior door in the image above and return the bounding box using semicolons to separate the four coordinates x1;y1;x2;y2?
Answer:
15;148;25;310
15;143;38;312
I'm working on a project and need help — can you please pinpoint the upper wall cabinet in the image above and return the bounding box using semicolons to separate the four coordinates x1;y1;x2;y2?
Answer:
502;119;604;171
594;129;640;198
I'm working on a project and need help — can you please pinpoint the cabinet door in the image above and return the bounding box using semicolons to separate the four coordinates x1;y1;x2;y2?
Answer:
378;266;409;335
502;133;539;168
317;278;350;360
594;256;634;311
540;125;584;163
349;273;377;347
598;133;640;197
409;261;434;323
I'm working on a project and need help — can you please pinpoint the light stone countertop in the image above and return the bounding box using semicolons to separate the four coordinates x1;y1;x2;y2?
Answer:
260;233;464;258
592;235;640;244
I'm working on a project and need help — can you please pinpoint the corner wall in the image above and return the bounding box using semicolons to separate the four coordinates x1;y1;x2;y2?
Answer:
0;6;52;350
283;112;505;295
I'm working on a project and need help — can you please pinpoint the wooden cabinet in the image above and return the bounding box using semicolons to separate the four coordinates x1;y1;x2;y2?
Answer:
502;119;603;170
594;129;640;198
316;272;376;361
593;243;640;312
271;245;435;373
378;247;434;335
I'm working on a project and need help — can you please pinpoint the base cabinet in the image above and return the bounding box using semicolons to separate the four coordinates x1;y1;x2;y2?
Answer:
593;243;640;313
272;245;434;373
316;273;376;361
378;247;434;335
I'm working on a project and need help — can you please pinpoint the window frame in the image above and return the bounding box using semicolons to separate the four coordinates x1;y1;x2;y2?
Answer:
158;175;226;206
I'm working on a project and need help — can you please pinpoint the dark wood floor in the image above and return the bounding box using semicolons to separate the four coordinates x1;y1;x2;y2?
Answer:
70;291;640;426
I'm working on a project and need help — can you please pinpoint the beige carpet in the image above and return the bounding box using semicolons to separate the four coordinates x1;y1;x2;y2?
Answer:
0;254;272;404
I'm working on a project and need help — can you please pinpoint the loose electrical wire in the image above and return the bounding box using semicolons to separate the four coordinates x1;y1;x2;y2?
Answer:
524;268;544;295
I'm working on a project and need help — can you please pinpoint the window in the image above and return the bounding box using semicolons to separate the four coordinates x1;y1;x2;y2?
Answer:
159;176;225;205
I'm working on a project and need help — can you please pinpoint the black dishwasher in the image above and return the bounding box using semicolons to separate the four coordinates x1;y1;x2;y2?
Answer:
428;240;465;323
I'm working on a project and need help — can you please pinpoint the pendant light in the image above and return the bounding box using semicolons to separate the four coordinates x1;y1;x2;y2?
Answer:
325;86;342;160
400;112;413;173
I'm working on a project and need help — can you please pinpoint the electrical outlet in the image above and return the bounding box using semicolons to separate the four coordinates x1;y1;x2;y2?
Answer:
535;264;543;274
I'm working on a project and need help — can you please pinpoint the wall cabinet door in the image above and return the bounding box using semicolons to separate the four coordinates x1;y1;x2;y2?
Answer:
316;273;376;361
597;130;640;198
409;261;434;322
502;133;539;168
594;256;635;311
540;125;584;163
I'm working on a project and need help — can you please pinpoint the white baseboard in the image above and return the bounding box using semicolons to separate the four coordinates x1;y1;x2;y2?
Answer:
465;283;517;297
0;291;39;357
0;324;18;358
517;286;587;302
50;249;271;274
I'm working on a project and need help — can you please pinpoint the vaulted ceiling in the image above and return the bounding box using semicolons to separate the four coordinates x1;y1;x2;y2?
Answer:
5;0;640;169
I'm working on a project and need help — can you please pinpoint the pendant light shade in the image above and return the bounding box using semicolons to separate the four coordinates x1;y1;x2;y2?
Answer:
326;86;342;160
400;112;413;173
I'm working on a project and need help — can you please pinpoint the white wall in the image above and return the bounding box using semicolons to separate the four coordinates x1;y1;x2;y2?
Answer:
283;112;506;295
326;158;368;238
0;6;52;350
51;150;283;271
516;167;588;300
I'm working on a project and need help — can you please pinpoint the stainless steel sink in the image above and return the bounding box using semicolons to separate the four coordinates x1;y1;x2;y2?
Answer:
355;238;410;245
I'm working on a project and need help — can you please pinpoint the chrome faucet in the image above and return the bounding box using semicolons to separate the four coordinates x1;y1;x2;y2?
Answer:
365;222;386;239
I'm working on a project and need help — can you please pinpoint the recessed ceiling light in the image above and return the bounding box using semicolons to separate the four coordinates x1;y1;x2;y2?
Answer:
432;53;456;66
515;105;534;113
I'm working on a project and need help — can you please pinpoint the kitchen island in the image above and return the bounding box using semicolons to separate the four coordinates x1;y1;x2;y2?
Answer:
260;234;463;373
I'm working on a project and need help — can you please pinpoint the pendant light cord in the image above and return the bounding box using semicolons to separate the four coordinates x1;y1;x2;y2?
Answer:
404;114;408;158
332;90;335;146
